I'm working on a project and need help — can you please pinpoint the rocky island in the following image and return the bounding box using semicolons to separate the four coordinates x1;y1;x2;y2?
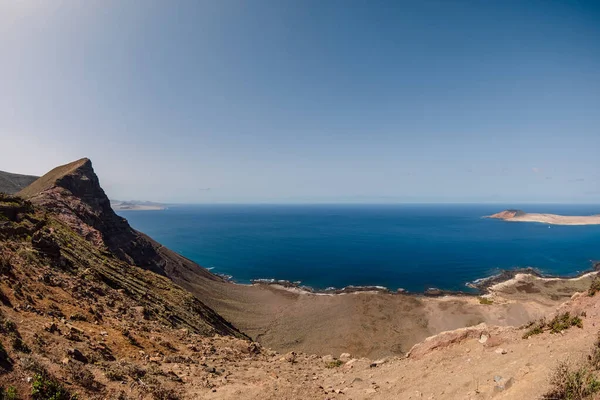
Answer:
487;209;600;225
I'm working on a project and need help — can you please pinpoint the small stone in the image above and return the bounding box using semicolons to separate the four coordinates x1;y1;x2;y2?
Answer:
478;334;489;344
339;353;352;362
284;351;297;363
495;348;508;355
494;377;514;392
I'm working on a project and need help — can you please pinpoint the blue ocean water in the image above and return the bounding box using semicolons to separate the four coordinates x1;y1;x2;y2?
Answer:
118;204;600;292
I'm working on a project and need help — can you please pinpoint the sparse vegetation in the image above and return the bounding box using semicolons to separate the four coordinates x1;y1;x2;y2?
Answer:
122;330;141;347
325;359;344;368
0;386;19;400
31;372;75;400
523;312;584;339
66;362;97;390
151;386;179;400
589;279;600;297
478;297;494;305
543;361;600;400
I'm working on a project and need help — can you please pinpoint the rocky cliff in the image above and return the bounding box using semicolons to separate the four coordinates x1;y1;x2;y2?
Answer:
18;158;222;282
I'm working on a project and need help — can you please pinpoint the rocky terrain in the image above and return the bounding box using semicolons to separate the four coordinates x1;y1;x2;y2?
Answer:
0;171;38;195
488;209;600;225
1;158;600;399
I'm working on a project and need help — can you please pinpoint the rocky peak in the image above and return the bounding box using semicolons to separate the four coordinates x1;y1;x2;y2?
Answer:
17;159;167;274
17;158;222;284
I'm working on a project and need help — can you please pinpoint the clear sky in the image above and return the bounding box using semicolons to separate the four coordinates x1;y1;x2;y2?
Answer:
1;0;599;203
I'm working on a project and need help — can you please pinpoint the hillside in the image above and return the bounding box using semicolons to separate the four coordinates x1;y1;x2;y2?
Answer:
0;170;38;195
2;158;600;399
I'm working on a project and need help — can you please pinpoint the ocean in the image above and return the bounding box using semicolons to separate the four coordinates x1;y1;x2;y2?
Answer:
117;204;600;293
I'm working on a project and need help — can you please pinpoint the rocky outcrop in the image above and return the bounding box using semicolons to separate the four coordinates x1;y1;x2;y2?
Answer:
17;159;221;283
406;323;515;360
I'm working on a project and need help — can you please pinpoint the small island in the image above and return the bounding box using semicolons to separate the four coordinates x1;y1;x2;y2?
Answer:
487;209;600;225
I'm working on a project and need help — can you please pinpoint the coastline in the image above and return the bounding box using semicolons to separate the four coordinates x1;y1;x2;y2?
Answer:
229;261;600;297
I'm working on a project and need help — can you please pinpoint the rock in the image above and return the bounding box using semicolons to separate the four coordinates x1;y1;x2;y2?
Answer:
494;348;508;355
44;322;60;334
247;342;261;354
339;353;352;362
67;348;88;363
322;355;334;363
284;351;297;363
478;334;489;344
494;377;514;392
149;356;163;363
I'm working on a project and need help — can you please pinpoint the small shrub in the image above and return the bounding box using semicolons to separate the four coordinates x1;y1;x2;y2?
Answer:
104;365;125;382
122;330;140;347
1;320;18;335
549;312;583;334
325;360;343;368
151;386;179;400
543;361;600;400
69;313;87;322
523;319;546;339
522;312;583;339
478;297;493;305
31;372;74;400
19;355;47;375
589;279;600;296
0;386;19;400
67;362;97;390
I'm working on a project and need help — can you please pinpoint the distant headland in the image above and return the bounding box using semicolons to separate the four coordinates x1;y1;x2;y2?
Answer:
110;199;166;211
487;209;600;225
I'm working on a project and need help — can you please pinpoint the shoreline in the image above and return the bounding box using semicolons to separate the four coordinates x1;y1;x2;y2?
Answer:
219;261;600;297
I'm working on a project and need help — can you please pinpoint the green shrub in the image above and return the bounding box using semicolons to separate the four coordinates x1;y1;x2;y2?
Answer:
325;360;343;368
522;312;583;339
0;386;19;400
31;372;75;400
478;297;493;305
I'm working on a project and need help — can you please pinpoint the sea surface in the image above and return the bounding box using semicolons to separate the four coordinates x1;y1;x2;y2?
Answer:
117;204;600;293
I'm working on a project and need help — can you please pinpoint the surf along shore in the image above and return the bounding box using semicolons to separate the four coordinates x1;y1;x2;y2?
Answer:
188;260;600;359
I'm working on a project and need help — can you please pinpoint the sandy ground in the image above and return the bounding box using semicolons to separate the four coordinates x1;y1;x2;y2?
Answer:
492;212;600;225
193;283;600;400
177;271;598;359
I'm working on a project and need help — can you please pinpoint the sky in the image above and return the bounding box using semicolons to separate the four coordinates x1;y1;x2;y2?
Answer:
1;0;599;204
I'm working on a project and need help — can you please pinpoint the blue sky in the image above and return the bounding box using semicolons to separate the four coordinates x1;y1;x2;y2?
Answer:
1;0;599;203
